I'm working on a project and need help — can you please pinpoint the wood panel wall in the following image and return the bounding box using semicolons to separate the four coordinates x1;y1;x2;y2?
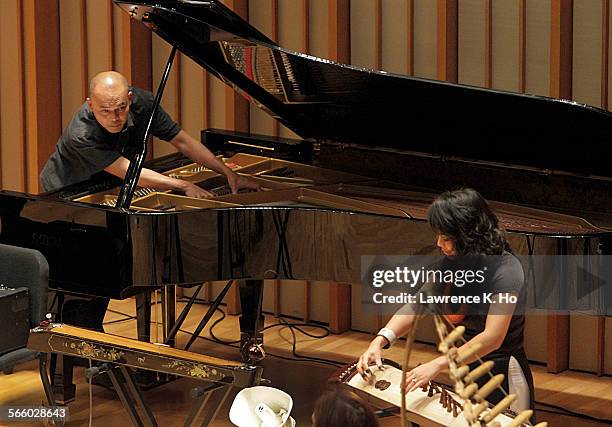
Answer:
0;0;610;375
0;0;150;193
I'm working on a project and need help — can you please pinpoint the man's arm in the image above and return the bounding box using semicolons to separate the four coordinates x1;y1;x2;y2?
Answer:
104;156;213;198
169;130;260;193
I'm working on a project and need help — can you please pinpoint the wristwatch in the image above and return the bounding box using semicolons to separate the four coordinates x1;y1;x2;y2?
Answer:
376;327;397;349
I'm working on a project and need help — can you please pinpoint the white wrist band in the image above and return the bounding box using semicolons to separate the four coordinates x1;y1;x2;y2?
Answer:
377;327;397;349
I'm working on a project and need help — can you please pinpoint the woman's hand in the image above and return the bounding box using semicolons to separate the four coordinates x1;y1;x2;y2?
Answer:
357;336;387;380
403;358;445;393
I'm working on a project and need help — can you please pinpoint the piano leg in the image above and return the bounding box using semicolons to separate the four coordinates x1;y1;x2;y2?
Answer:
238;280;265;363
136;287;176;345
49;353;76;404
136;289;152;342
136;285;176;347
161;285;177;347
134;289;170;388
49;293;76;404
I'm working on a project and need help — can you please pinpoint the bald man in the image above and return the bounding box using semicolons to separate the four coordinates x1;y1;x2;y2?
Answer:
40;72;263;346
41;71;257;196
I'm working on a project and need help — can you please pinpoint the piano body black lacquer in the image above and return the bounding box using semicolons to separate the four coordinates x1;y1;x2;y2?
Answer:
1;0;612;361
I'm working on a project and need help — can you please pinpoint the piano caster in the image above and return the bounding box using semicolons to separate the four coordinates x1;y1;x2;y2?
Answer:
240;332;266;363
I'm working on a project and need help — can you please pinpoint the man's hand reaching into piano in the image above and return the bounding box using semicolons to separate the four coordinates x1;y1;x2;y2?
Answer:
105;158;214;198
183;182;214;198
227;172;261;194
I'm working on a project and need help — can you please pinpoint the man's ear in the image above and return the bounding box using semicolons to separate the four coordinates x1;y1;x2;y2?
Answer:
127;91;133;104
86;97;93;109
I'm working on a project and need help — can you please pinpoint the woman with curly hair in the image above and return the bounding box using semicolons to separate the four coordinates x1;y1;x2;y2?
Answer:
358;188;534;414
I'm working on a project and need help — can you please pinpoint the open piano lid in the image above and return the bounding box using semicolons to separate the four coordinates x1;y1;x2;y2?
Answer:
115;0;612;179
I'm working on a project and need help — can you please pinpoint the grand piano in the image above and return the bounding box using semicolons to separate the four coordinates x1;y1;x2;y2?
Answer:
1;0;611;363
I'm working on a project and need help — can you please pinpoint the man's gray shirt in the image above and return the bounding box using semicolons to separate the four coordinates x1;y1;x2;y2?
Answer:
40;87;181;192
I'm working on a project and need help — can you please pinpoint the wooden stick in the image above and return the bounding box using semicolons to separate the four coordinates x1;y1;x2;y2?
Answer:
400;314;422;427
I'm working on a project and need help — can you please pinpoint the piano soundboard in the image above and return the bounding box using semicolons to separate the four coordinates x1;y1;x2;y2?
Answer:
70;152;608;236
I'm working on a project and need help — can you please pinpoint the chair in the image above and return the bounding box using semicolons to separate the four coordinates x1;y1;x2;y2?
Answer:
0;243;49;374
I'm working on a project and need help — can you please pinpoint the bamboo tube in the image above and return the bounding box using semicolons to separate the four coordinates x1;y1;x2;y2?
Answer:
474;374;505;402
464;360;495;383
506;410;533;427
483;394;517;422
455;343;483;364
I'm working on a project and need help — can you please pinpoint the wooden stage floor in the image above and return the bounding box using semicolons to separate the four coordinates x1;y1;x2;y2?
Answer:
1;298;611;426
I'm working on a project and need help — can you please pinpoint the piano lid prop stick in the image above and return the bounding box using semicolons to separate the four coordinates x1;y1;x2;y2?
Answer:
116;45;178;209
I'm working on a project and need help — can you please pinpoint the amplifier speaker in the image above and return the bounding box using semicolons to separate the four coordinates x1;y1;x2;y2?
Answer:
0;287;30;355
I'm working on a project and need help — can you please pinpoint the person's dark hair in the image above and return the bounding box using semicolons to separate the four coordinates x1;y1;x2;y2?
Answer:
427;188;509;255
312;387;380;427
